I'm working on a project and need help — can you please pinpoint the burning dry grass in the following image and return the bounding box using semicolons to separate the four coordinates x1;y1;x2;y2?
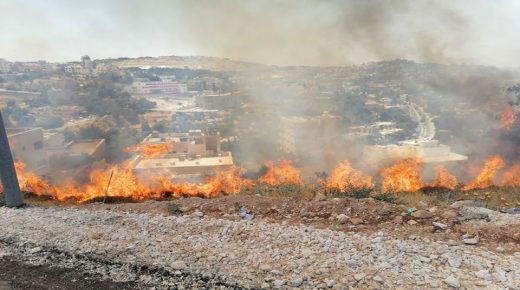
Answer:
463;156;505;190
258;160;302;186
5;155;520;207
381;158;423;193
324;160;374;191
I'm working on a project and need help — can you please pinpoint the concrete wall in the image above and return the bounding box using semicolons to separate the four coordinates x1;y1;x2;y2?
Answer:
7;128;49;175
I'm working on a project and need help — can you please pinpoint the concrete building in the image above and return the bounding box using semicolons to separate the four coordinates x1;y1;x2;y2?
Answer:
195;92;241;110
280;112;338;155
64;64;84;75
47;139;105;161
130;130;234;183
0;59;11;73
81;55;93;71
133;81;188;95
363;139;468;164
6;128;49;175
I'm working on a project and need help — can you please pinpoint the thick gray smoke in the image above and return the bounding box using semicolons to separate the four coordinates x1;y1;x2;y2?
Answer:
2;0;520;67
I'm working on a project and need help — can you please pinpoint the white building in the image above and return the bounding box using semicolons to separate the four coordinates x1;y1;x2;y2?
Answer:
0;59;11;73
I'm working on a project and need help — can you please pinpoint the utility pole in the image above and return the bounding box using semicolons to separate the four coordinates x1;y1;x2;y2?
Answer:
0;110;23;207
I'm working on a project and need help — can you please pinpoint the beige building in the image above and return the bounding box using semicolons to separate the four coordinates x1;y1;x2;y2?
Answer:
47;139;106;166
7;128;49;175
363;139;468;164
130;130;233;183
195;92;241;110
280;112;338;155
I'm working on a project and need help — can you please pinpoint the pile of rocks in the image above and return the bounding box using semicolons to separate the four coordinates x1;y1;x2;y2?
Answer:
0;207;518;289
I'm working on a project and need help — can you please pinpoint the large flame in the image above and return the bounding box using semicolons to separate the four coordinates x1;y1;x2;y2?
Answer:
428;165;458;190
259;160;302;186
500;105;516;130
381;158;423;193
500;163;520;186
324;160;374;191
11;161;250;202
463;156;505;190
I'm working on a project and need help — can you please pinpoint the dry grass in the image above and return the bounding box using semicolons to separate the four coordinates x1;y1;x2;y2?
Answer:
455;186;520;209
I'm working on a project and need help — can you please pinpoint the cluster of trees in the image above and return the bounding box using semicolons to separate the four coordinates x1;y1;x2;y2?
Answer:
77;78;155;125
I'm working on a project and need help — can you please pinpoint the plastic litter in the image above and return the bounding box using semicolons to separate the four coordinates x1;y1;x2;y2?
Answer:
239;207;255;221
406;208;416;215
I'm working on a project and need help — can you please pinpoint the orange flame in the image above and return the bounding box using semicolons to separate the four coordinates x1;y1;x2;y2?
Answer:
428;165;458;190
124;142;172;158
325;160;374;191
500;163;520;186
10;161;250;202
500;105;516;130
463;156;505;190
381;158;423;193
259;160;302;186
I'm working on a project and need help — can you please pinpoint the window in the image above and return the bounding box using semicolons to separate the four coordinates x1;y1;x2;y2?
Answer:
34;141;43;150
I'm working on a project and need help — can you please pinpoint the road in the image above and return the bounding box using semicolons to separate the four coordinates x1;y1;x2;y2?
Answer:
407;102;436;141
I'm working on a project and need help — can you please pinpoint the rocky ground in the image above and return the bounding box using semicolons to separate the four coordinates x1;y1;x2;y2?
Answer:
0;195;519;289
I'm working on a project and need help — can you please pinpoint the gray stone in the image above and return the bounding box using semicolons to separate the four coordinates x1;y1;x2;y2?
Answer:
458;207;490;221
463;237;479;245
192;210;204;218
407;220;418;225
448;257;462;268
451;200;485;208
444;275;460;288
432;222;448;229
273;279;285;288
290;277;304;287
170;261;186;270
325;279;336;287
337;214;349;224
475;270;491;280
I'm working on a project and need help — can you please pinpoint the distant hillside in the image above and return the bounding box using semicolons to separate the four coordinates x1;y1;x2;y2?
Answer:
99;55;265;71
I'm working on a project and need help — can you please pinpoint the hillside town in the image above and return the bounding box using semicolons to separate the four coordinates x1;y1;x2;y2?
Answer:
1;1;520;289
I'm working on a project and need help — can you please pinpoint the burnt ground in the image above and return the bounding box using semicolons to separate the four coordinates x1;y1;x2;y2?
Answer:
0;257;137;290
41;194;520;254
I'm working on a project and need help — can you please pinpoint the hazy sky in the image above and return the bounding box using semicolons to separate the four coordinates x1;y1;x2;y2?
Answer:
1;0;520;66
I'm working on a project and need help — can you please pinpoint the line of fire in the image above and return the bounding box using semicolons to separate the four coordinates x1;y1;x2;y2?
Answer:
1;58;520;206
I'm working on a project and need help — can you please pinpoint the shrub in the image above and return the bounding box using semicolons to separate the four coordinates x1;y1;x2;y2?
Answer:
374;193;401;204
167;203;182;215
